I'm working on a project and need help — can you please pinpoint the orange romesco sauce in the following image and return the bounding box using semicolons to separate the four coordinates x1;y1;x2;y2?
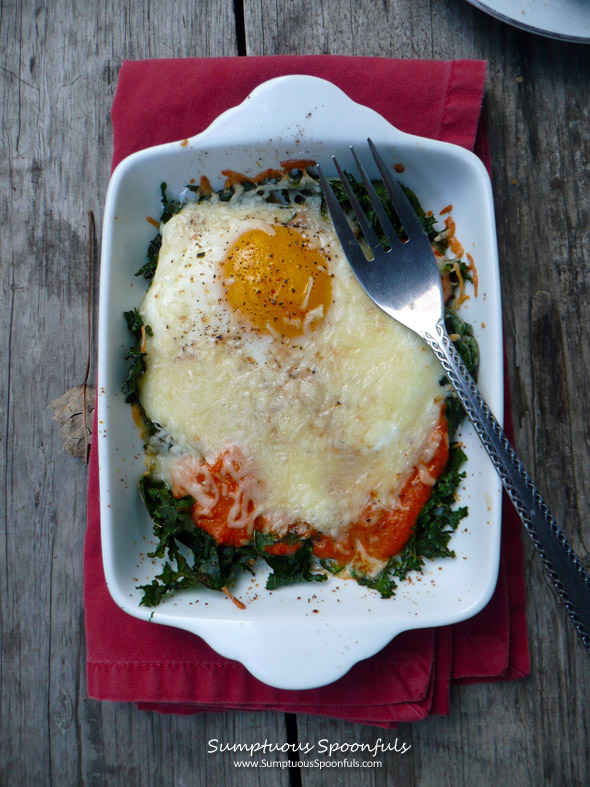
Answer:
189;456;304;553
190;454;255;547
263;541;302;556
312;417;449;563
188;417;449;564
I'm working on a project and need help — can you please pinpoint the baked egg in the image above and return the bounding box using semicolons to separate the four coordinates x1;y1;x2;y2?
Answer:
137;184;447;573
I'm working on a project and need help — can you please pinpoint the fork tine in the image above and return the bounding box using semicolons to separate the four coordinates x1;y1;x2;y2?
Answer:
349;146;402;250
367;138;428;241
329;156;383;255
316;162;375;272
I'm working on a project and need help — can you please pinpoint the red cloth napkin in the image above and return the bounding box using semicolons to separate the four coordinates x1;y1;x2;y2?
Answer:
85;56;530;726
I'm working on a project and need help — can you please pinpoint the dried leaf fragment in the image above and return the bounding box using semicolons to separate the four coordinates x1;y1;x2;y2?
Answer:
49;385;95;462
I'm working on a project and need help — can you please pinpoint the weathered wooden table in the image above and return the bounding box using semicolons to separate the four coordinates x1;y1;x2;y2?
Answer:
2;1;589;784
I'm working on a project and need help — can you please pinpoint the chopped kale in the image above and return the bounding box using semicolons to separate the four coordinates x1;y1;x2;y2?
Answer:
319;559;345;575
441;258;473;286
326;175;437;245
139;553;208;608
351;568;398;599
138;476;194;557
218;185;236;202
137;478;326;606
135;233;162;280
134;182;181;281
124;305;145;335
137;476;259;606
407;444;468;558
121;308;152;404
254;532;327;590
402;184;438;239
159;182;182;224
443;307;480;437
445;307;479;376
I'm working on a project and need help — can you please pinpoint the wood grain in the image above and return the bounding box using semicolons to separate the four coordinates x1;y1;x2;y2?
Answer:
2;0;590;784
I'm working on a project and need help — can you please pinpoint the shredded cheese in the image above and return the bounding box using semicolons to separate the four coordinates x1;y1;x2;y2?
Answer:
417;464;437;486
467;252;478;297
221;586;246;609
171;457;220;516
300;276;314;310
451;261;470;307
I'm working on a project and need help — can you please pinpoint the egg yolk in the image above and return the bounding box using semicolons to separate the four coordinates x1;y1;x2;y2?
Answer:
223;225;332;337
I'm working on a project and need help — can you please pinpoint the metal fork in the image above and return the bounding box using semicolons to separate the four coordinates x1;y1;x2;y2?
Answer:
318;139;590;655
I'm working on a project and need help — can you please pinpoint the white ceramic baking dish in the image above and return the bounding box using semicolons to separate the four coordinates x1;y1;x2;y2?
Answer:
98;75;503;690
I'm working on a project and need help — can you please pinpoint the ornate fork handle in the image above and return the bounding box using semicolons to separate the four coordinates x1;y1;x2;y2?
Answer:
422;318;590;655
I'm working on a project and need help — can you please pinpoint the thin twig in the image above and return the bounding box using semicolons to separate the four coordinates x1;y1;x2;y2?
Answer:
82;210;95;465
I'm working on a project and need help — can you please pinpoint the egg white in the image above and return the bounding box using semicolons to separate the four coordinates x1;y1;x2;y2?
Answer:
139;192;445;536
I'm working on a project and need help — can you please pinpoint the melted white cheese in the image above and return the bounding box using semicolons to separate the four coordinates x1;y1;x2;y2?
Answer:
139;196;444;535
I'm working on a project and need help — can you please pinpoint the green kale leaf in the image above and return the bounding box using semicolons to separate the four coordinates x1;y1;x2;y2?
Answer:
351;569;398;599
121;308;152;404
137;475;260;607
254;532;327;590
326;175;437;246
159;182;182;224
443;307;480;437
135;181;180;280
135;233;162;280
138;476;194;557
441;258;473;286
